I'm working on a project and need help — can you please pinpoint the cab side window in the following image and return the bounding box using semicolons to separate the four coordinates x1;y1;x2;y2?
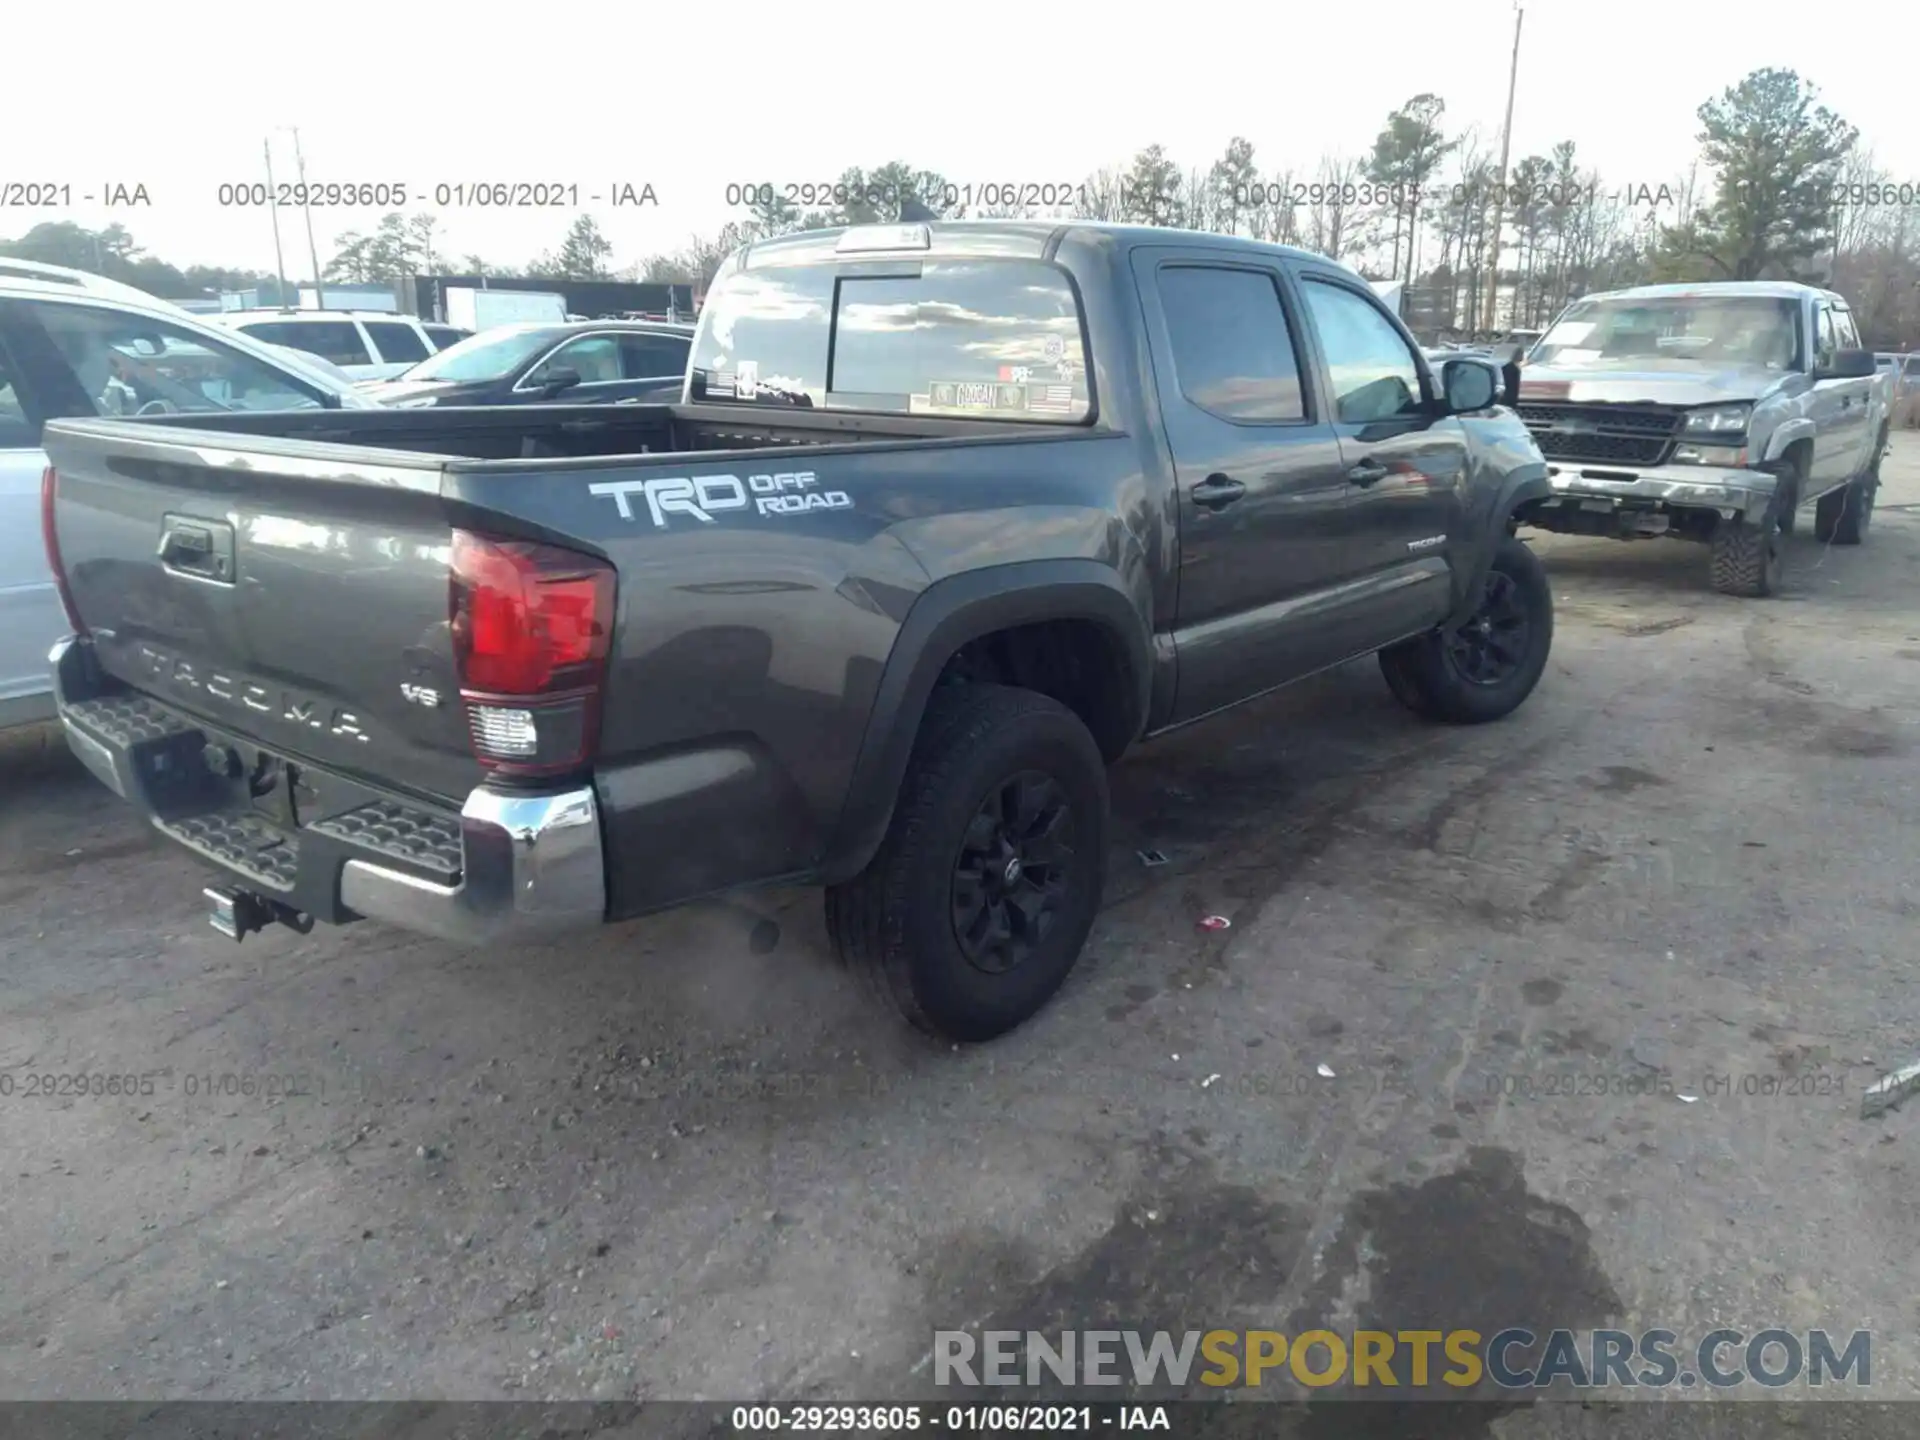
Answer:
1812;306;1838;371
1832;307;1862;353
527;335;621;385
1299;279;1426;424
28;302;326;415
0;340;36;447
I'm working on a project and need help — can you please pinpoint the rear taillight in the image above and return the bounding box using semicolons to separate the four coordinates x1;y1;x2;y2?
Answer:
40;467;88;638
450;530;615;776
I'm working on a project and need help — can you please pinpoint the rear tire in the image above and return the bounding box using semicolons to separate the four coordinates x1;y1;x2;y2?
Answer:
824;684;1108;1043
1815;436;1881;545
1378;534;1553;725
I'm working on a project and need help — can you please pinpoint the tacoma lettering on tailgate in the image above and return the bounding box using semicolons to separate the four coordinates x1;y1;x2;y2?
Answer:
135;645;370;743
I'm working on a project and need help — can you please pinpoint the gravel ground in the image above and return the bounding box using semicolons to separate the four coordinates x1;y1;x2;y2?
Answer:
3;437;1919;1432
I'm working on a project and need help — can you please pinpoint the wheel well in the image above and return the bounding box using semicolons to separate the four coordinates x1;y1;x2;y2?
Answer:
935;618;1139;763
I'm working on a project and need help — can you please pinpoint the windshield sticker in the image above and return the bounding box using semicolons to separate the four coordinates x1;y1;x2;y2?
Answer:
590;470;851;528
736;359;760;400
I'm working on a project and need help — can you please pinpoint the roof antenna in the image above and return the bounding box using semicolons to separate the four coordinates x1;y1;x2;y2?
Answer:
897;194;937;223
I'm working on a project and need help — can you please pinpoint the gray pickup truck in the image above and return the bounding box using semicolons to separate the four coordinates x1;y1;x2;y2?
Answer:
41;221;1555;1041
1517;281;1889;596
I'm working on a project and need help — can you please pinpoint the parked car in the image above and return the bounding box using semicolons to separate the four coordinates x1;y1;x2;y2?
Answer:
1876;352;1920;420
212;310;462;382
1516;282;1890;596
0;259;372;731
368;321;693;407
40;220;1553;1041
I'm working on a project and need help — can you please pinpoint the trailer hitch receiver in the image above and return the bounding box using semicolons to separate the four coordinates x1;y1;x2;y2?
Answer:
205;885;315;942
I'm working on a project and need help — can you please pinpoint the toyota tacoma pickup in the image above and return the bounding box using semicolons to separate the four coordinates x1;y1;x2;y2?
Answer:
1516;281;1890;596
41;221;1555;1042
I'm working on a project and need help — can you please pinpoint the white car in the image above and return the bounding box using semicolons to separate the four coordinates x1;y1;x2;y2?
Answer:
213;309;470;382
0;259;375;730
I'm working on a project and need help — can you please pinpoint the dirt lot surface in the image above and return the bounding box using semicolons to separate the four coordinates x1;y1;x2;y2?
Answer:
4;437;1920;1430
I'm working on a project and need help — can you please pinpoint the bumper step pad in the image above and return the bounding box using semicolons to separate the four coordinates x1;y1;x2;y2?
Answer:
308;801;462;883
63;695;193;748
156;812;300;892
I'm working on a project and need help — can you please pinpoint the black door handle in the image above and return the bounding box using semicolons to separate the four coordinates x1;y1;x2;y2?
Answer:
1347;459;1390;487
1191;474;1246;511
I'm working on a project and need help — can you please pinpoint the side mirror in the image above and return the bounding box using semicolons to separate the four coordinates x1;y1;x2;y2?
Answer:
1817;347;1878;381
539;366;582;396
1441;357;1500;413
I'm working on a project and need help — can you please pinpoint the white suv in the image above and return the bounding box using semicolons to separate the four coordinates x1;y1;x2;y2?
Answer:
0;259;373;730
214;310;470;381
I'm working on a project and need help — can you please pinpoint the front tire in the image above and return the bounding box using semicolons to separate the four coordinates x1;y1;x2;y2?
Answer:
1378;534;1553;725
825;683;1108;1043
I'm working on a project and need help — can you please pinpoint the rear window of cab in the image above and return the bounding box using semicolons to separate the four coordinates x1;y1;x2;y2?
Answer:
689;258;1091;422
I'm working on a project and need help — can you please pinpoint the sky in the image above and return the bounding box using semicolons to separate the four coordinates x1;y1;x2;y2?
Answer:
8;0;1915;281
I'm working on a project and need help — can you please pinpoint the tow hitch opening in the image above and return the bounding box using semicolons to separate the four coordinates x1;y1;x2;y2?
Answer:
205;885;315;943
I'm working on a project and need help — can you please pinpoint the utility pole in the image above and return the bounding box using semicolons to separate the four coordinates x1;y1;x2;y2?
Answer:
1480;3;1524;336
290;128;327;310
263;139;290;307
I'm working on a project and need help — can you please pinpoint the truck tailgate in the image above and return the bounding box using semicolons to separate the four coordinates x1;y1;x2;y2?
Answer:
43;419;484;806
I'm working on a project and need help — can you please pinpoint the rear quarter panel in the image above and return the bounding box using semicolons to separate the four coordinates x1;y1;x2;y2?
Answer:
446;426;1160;898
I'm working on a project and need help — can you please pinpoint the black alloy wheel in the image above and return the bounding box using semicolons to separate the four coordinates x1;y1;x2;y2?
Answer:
1445;568;1532;687
950;771;1076;974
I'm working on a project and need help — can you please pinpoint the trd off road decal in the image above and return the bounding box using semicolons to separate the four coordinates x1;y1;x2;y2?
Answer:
589;470;853;528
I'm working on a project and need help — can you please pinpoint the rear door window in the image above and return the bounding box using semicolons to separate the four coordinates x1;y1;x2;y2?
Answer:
1156;266;1307;422
240;319;371;367
363;321;430;364
691;259;1090;421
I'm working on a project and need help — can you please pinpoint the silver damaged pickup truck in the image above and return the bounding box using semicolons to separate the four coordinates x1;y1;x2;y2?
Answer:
1515;281;1889;596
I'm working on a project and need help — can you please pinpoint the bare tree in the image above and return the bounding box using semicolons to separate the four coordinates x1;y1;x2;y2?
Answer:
1306;155;1364;261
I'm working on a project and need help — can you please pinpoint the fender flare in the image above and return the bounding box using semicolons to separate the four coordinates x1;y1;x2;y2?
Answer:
1448;465;1552;628
818;559;1153;884
1761;419;1815;466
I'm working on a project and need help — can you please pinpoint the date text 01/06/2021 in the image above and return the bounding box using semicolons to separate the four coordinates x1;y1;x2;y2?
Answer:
728;1404;1171;1431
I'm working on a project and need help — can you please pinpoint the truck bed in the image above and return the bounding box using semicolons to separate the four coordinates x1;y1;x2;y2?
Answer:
118;400;1049;461
40;398;1133;925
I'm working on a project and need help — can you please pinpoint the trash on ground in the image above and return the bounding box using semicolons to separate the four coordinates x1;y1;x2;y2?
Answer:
1198;915;1231;931
1201;1073;1221;1089
1676;1093;1699;1104
1861;1059;1920;1120
1316;1063;1336;1079
1137;849;1170;867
